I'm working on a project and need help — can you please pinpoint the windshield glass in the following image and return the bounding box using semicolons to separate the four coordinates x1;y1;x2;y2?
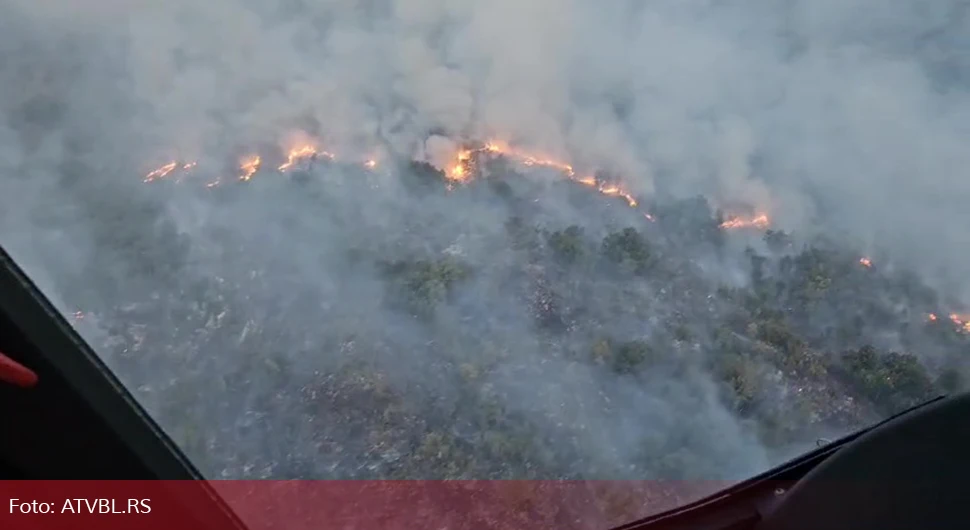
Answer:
2;0;968;526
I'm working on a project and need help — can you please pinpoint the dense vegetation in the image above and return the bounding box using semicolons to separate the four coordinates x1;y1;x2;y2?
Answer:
50;155;969;483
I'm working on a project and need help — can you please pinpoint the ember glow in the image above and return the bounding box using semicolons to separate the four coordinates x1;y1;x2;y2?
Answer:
239;156;261;181
949;314;970;333
926;312;970;333
719;214;770;230
859;257;873;268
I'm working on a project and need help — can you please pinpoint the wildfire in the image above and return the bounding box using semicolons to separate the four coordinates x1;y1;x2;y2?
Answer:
144;161;198;183
279;145;333;172
491;143;576;177
133;135;697;228
926;312;970;333
443;140;639;207
949;314;970;333
447;149;475;182
597;184;638;208
859;257;873;268
144;162;178;183
239;156;261;181
719;214;770;230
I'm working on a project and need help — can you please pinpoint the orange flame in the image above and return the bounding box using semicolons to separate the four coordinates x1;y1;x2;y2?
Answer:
445;140;639;207
859;257;873;268
239;156;261;181
927;312;970;333
597;184;638;208
144;161;199;183
279;145;333;172
949;314;970;333
719;214;770;230
447;149;474;182
144;162;178;183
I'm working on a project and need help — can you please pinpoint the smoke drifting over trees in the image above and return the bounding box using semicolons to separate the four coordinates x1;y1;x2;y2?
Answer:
0;0;968;490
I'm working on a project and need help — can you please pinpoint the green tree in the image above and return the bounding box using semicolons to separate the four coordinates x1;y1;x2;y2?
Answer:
839;346;935;414
602;228;652;273
764;230;793;253
547;225;585;264
381;257;472;317
613;340;655;374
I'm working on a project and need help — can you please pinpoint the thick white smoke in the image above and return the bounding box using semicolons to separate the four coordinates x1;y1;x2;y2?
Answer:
7;0;967;289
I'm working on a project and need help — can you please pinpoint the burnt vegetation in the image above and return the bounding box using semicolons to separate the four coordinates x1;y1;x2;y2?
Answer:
62;158;970;481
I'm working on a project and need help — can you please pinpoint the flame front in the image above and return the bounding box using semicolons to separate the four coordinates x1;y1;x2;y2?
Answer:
144;162;178;183
949;314;970;333
719;214;770;230
447;149;473;182
145;161;199;183
279;145;333;172
927;312;970;333
239;156;261;181
445;140;639;207
597;184;638;208
136;135;695;227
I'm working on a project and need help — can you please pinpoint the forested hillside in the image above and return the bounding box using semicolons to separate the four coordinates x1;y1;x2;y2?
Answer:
54;154;968;482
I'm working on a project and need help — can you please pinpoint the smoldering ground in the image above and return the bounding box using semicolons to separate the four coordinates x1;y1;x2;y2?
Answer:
0;0;968;486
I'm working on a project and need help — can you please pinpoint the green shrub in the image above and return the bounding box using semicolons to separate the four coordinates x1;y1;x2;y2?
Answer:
602;228;652;273
612;340;655;374
547;225;586;264
839;346;934;413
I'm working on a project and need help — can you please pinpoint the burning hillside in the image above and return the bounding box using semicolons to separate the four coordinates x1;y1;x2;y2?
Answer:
48;137;963;485
141;134;761;232
4;2;970;514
